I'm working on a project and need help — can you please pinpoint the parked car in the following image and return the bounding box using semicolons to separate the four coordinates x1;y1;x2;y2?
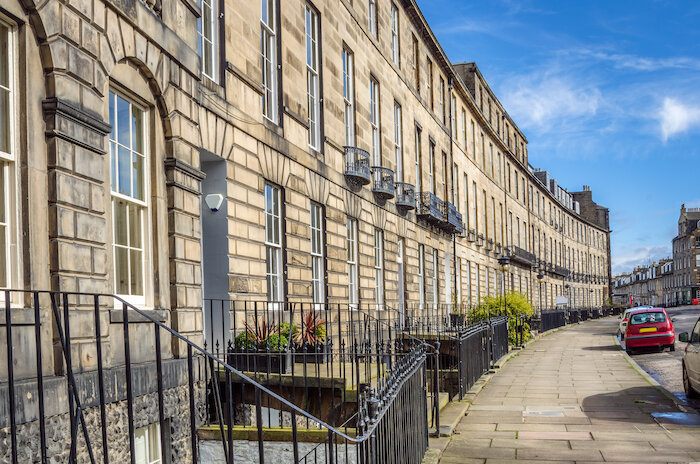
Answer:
618;306;653;339
624;308;675;354
680;320;700;398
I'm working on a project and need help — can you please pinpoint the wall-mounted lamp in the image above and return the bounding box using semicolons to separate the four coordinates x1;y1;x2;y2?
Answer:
205;194;224;212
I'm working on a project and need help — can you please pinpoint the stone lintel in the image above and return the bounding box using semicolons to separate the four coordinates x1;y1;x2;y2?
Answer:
164;157;206;195
43;97;111;155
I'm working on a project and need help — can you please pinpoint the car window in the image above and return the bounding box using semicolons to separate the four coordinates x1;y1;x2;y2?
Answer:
692;321;700;344
629;312;667;325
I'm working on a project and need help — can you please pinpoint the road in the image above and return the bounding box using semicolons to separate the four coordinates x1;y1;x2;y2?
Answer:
626;305;700;409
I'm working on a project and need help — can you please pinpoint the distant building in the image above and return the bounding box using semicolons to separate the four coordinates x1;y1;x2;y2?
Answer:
671;205;700;304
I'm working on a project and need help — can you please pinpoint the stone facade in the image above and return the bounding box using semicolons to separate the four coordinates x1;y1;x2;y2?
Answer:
0;0;611;460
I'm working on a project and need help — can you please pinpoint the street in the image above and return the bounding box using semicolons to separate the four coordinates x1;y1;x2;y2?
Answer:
626;305;700;409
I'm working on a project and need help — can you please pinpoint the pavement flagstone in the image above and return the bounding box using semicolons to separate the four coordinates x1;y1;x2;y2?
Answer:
438;318;700;463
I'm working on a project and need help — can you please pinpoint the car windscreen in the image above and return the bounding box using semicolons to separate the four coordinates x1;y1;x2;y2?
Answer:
629;312;666;325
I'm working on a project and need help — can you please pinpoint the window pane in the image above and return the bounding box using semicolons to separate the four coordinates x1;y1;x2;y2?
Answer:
130;249;143;296
114;199;128;246
118;146;131;196
128;204;142;249
110;142;117;190
147;424;161;462
133;154;144;201
114;246;129;294
0;89;9;154
0;24;8;88
132;106;143;154
0;225;6;288
117;96;130;147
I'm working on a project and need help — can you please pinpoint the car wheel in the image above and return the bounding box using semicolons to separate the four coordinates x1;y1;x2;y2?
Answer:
670;344;676;352
684;365;698;398
626;348;633;355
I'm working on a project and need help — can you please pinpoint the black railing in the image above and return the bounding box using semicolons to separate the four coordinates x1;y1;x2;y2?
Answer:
490;317;509;364
371;166;395;199
510;246;536;266
416;192;445;223
1;292;429;464
344;146;371;185
540;309;566;332
445;202;463;234
395;182;416;209
554;265;570;278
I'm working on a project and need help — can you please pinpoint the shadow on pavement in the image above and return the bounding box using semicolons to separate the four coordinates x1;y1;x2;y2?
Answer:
580;345;619;351
581;386;686;423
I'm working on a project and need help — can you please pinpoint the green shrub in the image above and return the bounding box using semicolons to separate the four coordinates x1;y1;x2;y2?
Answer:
264;333;289;352
279;322;299;340
314;324;327;342
234;331;257;351
467;291;535;345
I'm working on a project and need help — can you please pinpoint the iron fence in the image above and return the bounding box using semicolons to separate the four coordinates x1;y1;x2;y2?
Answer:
490;317;509;364
540;309;566;332
0;291;429;464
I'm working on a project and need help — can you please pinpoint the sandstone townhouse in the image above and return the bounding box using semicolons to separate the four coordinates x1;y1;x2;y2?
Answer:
0;0;611;461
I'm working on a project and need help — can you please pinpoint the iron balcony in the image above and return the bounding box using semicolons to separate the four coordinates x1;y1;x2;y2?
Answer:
417;192;445;223
446;202;464;234
395;182;416;209
371;166;395;200
344;146;371;185
554;265;570;278
510;245;536;267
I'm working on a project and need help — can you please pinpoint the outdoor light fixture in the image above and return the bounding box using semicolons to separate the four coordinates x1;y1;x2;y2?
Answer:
498;255;510;272
205;194;224;212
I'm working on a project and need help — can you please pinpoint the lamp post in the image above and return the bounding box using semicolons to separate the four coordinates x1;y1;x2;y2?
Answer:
498;255;511;316
537;270;545;313
565;283;571;312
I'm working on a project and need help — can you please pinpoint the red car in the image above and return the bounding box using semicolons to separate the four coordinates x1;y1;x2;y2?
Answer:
624;308;675;354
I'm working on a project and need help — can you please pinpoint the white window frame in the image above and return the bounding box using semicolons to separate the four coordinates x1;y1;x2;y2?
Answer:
347;218;359;307
265;183;284;303
432;250;438;307
197;0;218;82
428;141;435;195
343;48;355;147
310;202;325;305
305;5;321;150
414;128;421;193
456;257;462;304
134;423;162;464
374;229;384;309
109;90;150;307
418;244;425;308
461;110;467;148
261;0;278;122
371;78;382;166
393;102;403;179
0;20;17;291
439;78;445;124
368;0;377;37
390;3;400;66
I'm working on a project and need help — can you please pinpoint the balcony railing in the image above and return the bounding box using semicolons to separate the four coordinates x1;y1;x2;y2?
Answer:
395;182;415;209
371;166;395;199
446;202;463;234
510;245;536;266
554;265;570;278
417;192;445;223
344;146;371;185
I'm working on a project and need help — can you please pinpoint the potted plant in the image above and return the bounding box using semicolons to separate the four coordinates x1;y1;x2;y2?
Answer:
294;312;328;363
228;319;292;373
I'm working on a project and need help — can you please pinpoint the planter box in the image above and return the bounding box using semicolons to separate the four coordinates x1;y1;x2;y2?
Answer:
227;350;292;374
294;342;329;364
450;314;466;328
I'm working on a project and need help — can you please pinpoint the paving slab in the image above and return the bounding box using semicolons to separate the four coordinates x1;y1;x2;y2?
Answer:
438;318;700;463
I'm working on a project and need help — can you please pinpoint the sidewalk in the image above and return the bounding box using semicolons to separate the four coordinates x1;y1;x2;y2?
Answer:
439;318;700;463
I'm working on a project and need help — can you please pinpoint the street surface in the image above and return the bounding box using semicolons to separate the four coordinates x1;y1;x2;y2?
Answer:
624;306;700;409
440;317;700;463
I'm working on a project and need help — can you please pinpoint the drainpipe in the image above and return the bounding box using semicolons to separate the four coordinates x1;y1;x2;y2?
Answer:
448;77;457;304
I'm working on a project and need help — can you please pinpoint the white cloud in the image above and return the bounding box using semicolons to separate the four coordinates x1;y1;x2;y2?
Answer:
500;72;601;130
612;244;671;276
658;97;700;141
578;50;700;72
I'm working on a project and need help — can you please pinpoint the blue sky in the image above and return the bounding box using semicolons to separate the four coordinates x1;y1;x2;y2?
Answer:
416;0;700;275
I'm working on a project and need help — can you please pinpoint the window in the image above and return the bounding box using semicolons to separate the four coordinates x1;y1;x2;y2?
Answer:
456;258;462;303
450;94;456;135
347;218;359;306
470;120;475;158
428;140;435;194
261;0;278;122
483;190;488;239
305;5;321;150
134;423;162;464
342;48;355;146
427;59;434;110
197;0;218;82
412;35;419;91
310;203;325;304
418;244;425;308
368;0;377;37
374;229;384;307
109;91;148;304
452;164;458;207
393;101;402;179
0;22;15;289
391;3;400;66
265;183;284;302
414;126;421;193
371;79;382;166
473;182;478;233
463;173;469;229
439;77;445;124
461;110;467;148
432;250;439;306
489;143;494;177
